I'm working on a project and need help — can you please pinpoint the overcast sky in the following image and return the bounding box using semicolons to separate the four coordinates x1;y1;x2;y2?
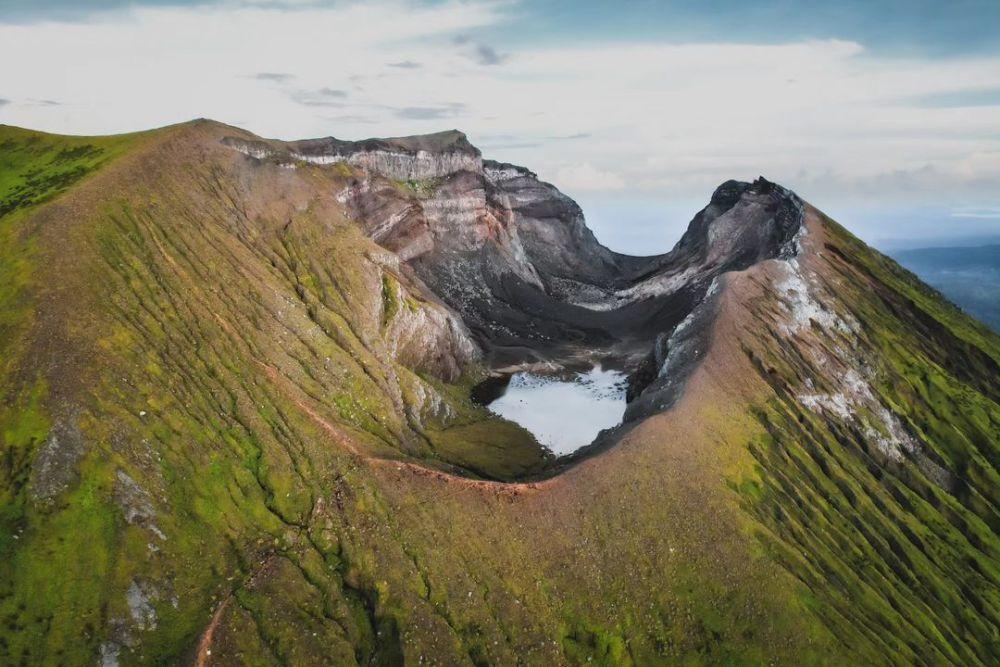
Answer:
1;0;998;252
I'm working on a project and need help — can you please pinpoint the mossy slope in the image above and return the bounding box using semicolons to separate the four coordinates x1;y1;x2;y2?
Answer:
732;212;999;665
0;122;996;665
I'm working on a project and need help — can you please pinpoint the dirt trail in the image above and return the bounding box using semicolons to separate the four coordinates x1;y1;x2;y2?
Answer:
194;598;229;667
194;552;279;665
253;358;550;496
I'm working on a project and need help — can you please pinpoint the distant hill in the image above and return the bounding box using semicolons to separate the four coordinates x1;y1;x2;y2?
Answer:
893;245;1000;330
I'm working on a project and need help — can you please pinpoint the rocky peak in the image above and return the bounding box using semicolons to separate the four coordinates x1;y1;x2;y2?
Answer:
223;129;482;181
669;176;804;270
288;128;479;160
708;178;752;207
483;159;537;183
290;129;481;181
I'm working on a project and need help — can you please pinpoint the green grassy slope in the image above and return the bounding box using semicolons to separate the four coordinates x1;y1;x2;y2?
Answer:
0;122;547;664
0;122;996;665
0;125;147;663
736;216;999;664
0;124;144;562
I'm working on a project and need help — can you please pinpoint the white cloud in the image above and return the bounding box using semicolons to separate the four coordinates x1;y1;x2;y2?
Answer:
555;163;625;192
0;1;509;137
0;0;997;245
951;207;1000;219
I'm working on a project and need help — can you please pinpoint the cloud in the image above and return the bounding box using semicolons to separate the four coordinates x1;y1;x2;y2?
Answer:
909;86;1000;108
250;72;294;83
555;163;626;192
480;140;540;150
453;33;508;65
0;0;997;248
321;114;380;124
950;207;1000;219
1;97;62;107
289;87;348;107
394;104;464;120
0;1;355;24
474;43;506;65
477;132;541;149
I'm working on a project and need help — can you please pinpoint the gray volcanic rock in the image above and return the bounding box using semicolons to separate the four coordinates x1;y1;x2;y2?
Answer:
290;130;482;180
655;178;803;270
224;129;482;180
335;179;432;261
482;159;632;293
222;128;806;406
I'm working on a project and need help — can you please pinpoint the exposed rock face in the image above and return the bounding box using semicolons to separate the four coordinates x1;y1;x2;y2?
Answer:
125;580;157;631
482;159;628;293
371;250;481;382
6;121;998;666
623;278;723;421
657;178;804;271
28;415;86;501
289;130;483;180
113;469;167;541
619;178;805;404
223;129;806;402
224;130;482;181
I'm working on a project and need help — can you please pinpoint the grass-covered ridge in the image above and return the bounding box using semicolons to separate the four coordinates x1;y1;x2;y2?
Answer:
0;125;138;217
0;125;148;663
734;215;999;665
0;123;144;530
0;122;556;663
0;121;996;665
0;125;144;409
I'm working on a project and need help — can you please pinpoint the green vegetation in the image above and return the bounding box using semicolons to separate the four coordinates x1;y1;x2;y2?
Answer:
0;125;136;217
735;218;1000;665
0;122;562;663
0;122;996;665
424;411;550;480
391;177;441;199
0;125;146;663
381;273;399;326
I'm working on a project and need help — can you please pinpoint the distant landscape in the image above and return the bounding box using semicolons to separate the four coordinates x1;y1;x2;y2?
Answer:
893;245;1000;331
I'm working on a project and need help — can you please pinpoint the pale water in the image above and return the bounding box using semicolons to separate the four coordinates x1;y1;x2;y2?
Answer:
486;366;628;455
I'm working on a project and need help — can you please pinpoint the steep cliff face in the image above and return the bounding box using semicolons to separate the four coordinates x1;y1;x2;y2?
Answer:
246;129;806;375
2;120;997;666
482;159;630;293
621;178;807;413
223;128;829;431
226;129;483;180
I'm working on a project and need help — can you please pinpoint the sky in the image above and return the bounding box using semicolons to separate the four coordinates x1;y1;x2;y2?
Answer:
1;0;998;253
